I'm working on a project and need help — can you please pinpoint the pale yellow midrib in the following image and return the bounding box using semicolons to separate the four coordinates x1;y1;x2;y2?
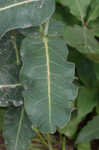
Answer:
0;0;40;12
43;37;52;130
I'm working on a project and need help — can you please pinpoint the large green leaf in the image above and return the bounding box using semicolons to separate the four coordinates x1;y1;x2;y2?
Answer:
0;32;23;107
64;25;99;63
20;33;77;133
88;0;99;23
57;0;91;21
0;0;55;38
76;115;99;143
3;107;33;150
0;33;20;84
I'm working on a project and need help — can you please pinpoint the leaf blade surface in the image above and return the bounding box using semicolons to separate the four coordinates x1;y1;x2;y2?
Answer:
20;35;77;133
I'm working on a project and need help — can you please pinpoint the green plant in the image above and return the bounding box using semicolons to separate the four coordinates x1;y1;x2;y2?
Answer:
0;0;99;150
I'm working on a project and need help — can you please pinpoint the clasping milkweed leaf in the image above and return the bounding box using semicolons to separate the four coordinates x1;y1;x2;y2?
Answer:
20;27;78;133
0;0;55;38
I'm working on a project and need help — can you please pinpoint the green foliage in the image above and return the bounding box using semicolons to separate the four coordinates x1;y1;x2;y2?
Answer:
88;20;99;37
3;106;33;150
77;88;97;117
0;33;23;107
59;111;81;139
88;0;99;23
77;142;91;150
57;0;91;21
63;25;99;62
0;0;55;38
59;87;98;139
20;29;77;133
0;0;99;149
76;116;99;143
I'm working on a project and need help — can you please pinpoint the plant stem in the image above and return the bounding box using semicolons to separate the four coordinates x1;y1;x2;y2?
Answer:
32;127;48;148
59;132;63;146
40;19;50;37
62;136;66;150
0;83;22;89
29;143;43;149
15;106;24;150
47;134;54;150
40;25;44;36
11;35;20;65
32;138;43;143
44;19;50;36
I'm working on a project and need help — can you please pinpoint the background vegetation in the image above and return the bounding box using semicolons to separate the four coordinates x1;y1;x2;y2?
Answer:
0;0;99;150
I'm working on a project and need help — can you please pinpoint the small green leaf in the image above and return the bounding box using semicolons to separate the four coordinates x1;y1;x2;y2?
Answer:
77;87;97;117
88;0;99;23
64;25;99;63
47;19;65;36
59;111;81;139
57;0;91;21
59;84;98;139
77;142;91;150
53;5;79;25
59;87;98;139
76;115;99;143
3;106;34;150
88;20;99;37
68;48;99;88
